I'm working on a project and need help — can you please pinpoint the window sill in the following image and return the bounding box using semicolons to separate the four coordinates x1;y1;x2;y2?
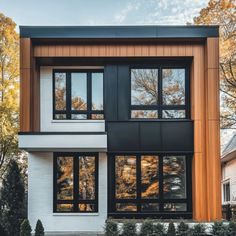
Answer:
51;120;105;123
53;213;99;216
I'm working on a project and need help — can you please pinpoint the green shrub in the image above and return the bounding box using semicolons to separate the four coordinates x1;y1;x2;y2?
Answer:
122;222;136;236
191;224;206;236
228;221;236;236
140;220;153;236
20;219;32;236
153;223;166;236
0;223;6;236
167;222;176;236
105;220;119;236
211;222;228;236
177;221;189;236
35;219;44;236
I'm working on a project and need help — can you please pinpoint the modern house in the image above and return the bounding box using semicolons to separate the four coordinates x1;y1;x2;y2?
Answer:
18;25;221;234
221;133;236;205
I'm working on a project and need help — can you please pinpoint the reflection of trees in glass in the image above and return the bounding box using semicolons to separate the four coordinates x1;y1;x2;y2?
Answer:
164;203;187;212
116;203;137;212
115;156;137;199
92;73;103;111
57;204;73;212
162;110;185;119
162;69;185;105
78;204;95;212
57;157;73;200
71;96;87;110
141;156;159;199
131;69;158;105
55;73;66;110
131;110;158;118
163;156;186;199
79;156;95;200
141;203;159;212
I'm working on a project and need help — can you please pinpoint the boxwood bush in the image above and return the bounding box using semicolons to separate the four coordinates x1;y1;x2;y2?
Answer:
122;222;136;236
105;220;119;236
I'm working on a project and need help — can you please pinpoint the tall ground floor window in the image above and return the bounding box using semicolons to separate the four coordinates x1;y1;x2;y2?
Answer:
108;154;192;218
53;153;98;213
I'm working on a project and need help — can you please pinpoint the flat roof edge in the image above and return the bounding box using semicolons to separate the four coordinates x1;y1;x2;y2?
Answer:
19;25;219;39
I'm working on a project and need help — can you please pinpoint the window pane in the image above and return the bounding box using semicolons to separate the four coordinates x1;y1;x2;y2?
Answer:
91;114;104;120
92;73;103;110
141;156;159;199
55;73;66;111
57;156;73;200
57;204;73;212
78;204;95;212
115;156;137;199
163;156;186;199
71;73;87;111
162;69;185;105
71;114;87;119
164;203;187;211
54;114;67;120
131;69;158;105
116;203;137;212
141;203;159;212
131;110;158;119
79;156;96;200
162;110;186;118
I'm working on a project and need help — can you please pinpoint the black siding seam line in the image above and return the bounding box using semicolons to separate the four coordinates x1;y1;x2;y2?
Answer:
18;132;107;135
19;25;219;38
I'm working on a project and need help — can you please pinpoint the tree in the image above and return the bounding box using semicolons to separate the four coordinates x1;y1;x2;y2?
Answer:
194;0;236;128
0;13;20;177
35;219;44;236
0;160;26;236
20;219;32;236
167;222;176;236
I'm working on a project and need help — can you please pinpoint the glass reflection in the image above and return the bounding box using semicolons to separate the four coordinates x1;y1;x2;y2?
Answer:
116;203;137;212
57;156;73;200
163;156;186;199
162;69;185;105
131;110;158;119
141;156;159;199
164;203;187;211
131;69;158;105
78;204;95;212
115;156;137;199
162;110;186;119
141;203;159;212
57;204;73;212
55;73;66;111
71;73;87;110
92;73;103;110
91;114;104;120
79;156;96;200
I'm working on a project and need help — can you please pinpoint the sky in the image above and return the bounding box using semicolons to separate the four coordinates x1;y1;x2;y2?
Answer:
0;0;209;29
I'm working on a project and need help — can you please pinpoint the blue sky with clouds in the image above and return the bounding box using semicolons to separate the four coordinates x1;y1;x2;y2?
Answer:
0;0;209;28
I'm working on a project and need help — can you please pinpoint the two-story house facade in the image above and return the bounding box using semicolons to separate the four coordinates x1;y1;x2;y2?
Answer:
18;25;221;234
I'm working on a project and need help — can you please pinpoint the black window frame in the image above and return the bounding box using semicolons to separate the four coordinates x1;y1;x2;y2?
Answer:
129;64;190;120
108;153;192;219
223;181;230;202
53;69;104;120
53;152;99;213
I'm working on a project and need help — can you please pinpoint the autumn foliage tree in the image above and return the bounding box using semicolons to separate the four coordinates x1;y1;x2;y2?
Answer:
194;0;236;128
0;13;19;177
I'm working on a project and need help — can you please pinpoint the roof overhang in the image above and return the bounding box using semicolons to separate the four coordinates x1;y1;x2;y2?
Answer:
221;149;236;164
19;25;219;39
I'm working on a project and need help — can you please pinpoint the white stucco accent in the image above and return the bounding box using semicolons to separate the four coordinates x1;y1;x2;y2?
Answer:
40;66;105;132
28;152;107;233
19;134;107;151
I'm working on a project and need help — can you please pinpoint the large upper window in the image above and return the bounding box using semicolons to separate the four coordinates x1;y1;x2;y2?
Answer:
54;153;98;213
109;154;191;216
131;67;189;119
53;70;104;120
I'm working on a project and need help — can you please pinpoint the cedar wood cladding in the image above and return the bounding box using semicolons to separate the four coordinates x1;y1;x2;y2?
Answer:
19;29;220;221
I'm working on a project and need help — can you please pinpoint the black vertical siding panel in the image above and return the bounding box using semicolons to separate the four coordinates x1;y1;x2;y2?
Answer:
117;66;130;120
104;65;118;121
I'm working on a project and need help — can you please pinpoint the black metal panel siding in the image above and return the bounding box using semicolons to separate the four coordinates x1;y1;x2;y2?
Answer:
20;25;219;38
107;121;193;153
104;65;118;121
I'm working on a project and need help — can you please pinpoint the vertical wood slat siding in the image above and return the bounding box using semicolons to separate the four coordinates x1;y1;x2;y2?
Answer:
21;41;221;221
20;38;40;132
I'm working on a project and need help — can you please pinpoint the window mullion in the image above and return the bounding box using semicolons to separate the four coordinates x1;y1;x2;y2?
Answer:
87;72;92;119
74;155;79;212
159;155;164;212
158;67;162;118
136;155;141;212
67;72;72;119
